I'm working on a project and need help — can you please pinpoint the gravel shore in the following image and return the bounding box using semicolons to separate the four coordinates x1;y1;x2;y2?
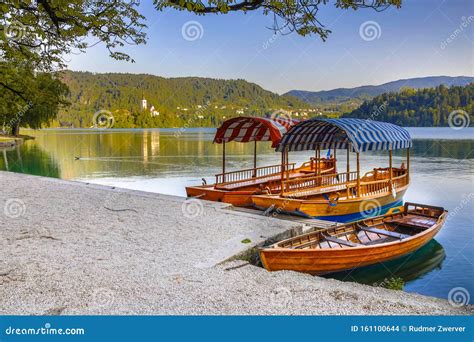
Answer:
0;171;470;315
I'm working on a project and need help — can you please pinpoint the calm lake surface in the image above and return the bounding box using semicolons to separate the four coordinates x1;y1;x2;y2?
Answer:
1;127;473;302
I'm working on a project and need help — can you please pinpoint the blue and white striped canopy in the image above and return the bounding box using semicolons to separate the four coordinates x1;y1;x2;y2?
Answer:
276;118;412;153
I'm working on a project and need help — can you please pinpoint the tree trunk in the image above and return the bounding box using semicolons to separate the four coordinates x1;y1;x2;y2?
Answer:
11;123;20;136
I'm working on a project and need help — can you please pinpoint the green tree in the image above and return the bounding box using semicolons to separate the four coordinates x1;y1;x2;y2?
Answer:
156;0;402;39
0;62;69;135
0;0;147;135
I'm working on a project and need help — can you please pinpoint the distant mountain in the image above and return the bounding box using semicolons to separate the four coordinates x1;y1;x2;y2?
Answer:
285;76;474;105
57;71;308;128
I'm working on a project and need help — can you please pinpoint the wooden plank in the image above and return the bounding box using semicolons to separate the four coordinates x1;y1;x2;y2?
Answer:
358;226;410;239
323;235;361;247
389;215;435;230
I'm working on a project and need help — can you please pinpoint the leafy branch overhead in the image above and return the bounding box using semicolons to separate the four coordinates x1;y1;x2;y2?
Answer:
155;0;402;39
0;0;147;135
0;0;147;71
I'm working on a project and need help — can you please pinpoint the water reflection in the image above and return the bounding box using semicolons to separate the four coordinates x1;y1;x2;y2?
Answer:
326;240;446;285
0;143;59;178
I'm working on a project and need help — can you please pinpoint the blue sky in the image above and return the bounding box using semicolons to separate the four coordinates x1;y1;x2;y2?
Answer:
68;0;473;94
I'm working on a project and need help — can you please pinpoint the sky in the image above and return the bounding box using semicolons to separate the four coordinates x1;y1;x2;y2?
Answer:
67;0;474;94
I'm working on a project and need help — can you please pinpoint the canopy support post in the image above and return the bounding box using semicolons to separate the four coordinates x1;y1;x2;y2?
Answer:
222;140;226;183
286;147;290;181
346;143;350;198
356;152;361;198
280;150;285;195
316;143;321;177
406;147;410;183
389;148;393;184
253;140;257;178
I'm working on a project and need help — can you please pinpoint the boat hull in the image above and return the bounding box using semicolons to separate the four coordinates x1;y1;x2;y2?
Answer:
186;186;255;206
252;187;408;223
186;161;336;207
259;214;445;275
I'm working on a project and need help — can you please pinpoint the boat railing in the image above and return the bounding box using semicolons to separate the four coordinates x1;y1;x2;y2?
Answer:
349;171;409;198
281;171;359;196
215;163;296;185
281;168;409;198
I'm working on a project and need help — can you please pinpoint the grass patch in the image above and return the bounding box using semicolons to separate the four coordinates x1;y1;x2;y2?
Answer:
241;238;251;244
377;277;405;291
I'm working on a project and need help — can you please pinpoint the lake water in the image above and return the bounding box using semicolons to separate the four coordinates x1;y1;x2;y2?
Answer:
1;127;473;303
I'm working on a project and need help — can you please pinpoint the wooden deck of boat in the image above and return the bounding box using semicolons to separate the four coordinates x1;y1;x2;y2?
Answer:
230;206;338;230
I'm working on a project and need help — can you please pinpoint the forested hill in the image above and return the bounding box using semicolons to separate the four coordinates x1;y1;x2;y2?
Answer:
56;71;308;128
342;84;473;127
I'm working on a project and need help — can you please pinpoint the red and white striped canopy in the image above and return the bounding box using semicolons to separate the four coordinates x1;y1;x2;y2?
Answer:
214;116;299;148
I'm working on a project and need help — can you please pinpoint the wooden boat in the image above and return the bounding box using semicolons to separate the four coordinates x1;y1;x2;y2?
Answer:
259;202;447;275
186;116;336;206
252;118;412;221
328;239;446;285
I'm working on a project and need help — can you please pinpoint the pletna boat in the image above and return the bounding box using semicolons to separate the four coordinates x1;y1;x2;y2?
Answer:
252;118;412;221
259;202;447;275
185;116;336;206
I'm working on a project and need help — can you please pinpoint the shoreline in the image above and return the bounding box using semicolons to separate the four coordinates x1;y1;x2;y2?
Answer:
0;171;471;315
0;137;21;148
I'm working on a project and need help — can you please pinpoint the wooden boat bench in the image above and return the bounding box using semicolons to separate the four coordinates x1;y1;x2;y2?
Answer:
323;235;361;247
358;226;410;240
387;214;437;230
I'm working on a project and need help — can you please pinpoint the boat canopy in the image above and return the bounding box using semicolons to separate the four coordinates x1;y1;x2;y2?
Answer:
276;118;412;153
214;116;299;148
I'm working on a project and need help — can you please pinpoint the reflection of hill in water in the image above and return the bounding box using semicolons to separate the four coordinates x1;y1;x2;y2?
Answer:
325;240;446;285
373;140;474;160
